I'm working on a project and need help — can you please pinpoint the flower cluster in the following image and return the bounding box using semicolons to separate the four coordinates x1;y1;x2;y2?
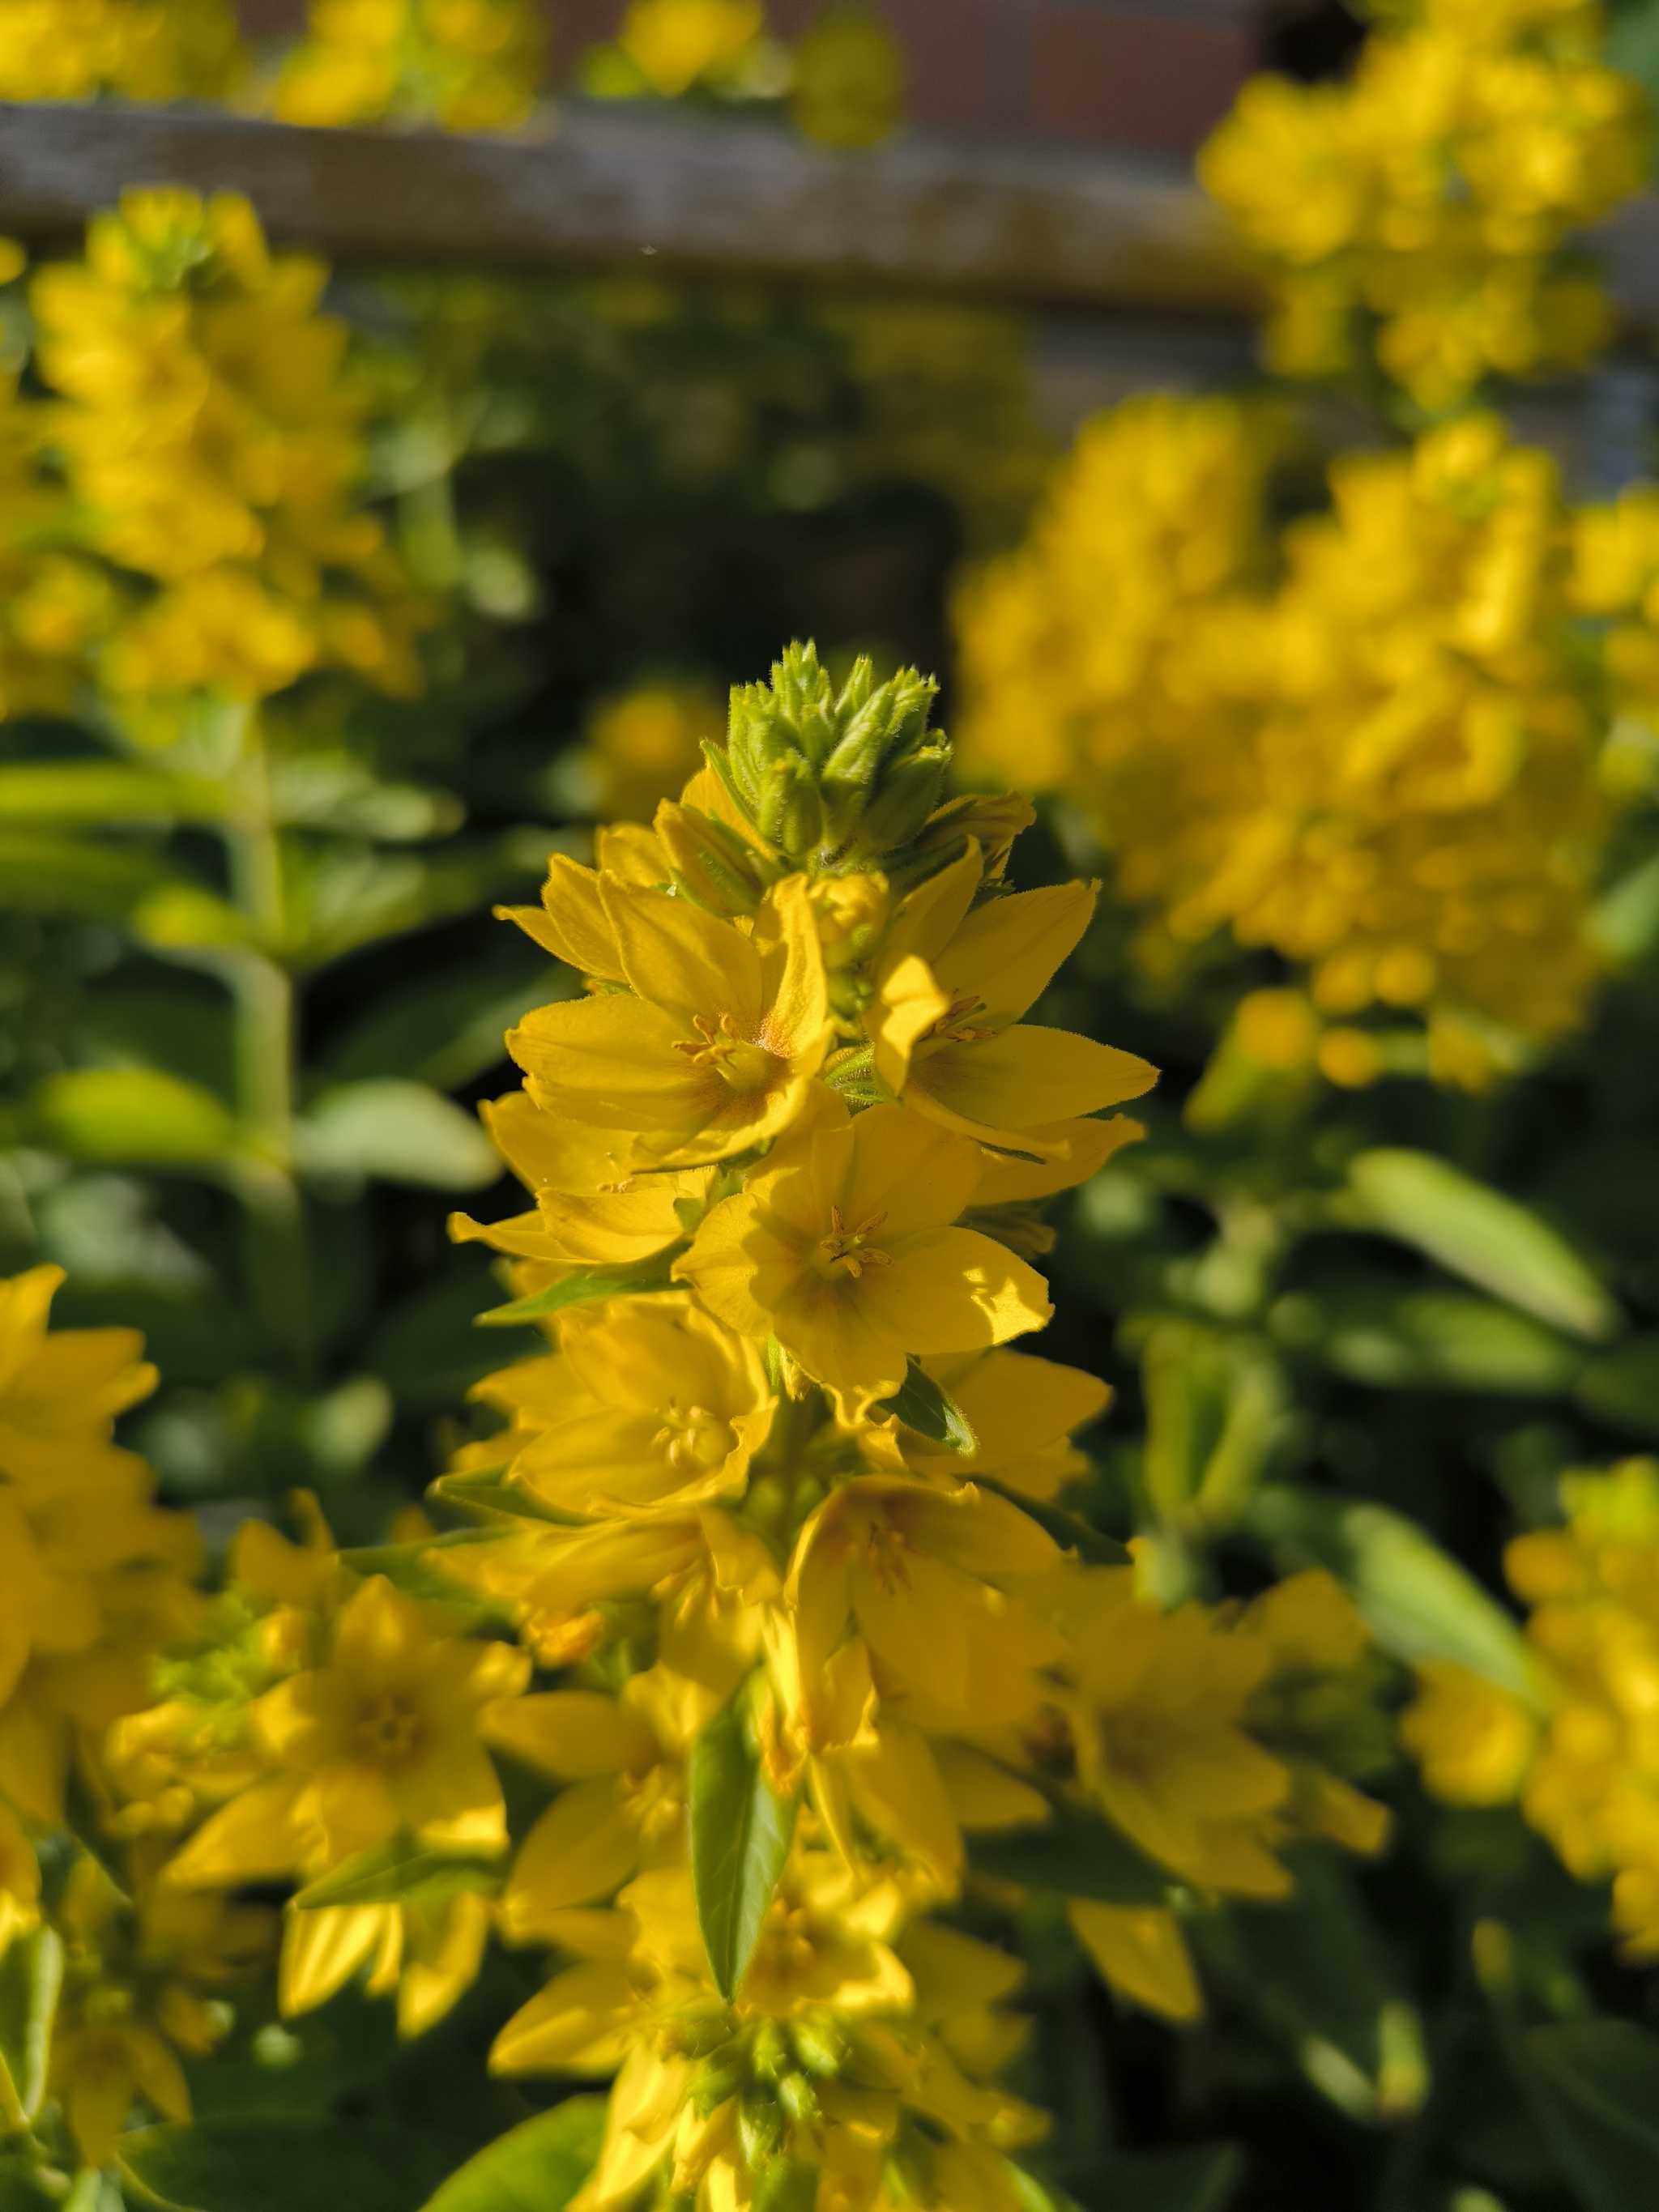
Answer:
271;0;545;131
18;188;422;743
0;0;244;102
956;395;1614;1089
0;644;1401;2174
1200;0;1648;409
1404;1459;1659;1962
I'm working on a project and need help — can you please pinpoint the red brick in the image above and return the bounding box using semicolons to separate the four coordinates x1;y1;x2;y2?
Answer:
1028;6;1250;148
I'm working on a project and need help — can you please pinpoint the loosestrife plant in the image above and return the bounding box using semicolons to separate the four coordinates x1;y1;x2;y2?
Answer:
0;649;1399;2205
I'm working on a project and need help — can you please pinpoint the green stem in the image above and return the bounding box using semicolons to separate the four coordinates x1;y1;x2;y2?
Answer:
223;710;313;1384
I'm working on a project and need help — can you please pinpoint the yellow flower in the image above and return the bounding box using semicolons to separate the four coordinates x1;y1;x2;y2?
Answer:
614;0;762;96
1401;1660;1539;1805
0;0;245;101
676;1098;1052;1408
508;873;832;1168
274;0;545;130
166;1574;527;1886
869;858;1156;1150
0;1264;199;1829
1065;1573;1292;1896
784;1477;1064;1745
474;1295;776;1521
871;1348;1109;1503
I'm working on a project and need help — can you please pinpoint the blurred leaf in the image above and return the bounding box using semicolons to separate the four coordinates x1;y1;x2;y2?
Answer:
1141;1322;1285;1530
85;982;233;1100
1192;1854;1422;2124
367;1269;541;1413
1085;2148;1244;2212
1523;2021;1659;2211
135;884;251;952
1249;1488;1541;1702
0;1929;61;2129
0;831;167;917
120;2121;467;2212
878;1358;976;1453
298;1081;501;1190
1345;1150;1618;1341
324;967;566;1091
269;755;463;842
36;1066;238;1167
294;1833;502;1912
1310;1290;1583;1396
689;1687;798;2001
0;761;223;822
968;1808;1167;1907
1576;1337;1659;1437
419;2095;606;2212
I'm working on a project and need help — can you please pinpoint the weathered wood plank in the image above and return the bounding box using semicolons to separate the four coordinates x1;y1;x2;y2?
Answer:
0;98;1261;312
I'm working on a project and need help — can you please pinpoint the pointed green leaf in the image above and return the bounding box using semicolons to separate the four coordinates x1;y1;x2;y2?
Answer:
36;1066;237;1167
1522;2021;1659;2211
0;832;169;918
477;1260;677;1327
293;1833;503;1912
876;1359;977;1454
969;1477;1131;1566
0;762;224;823
0;1928;62;2127
1346;1149;1618;1341
689;1687;799;2000
1249;1488;1542;1703
419;2099;607;2212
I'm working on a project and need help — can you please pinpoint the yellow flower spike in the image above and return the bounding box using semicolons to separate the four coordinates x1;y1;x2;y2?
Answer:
509;873;832;1168
870;880;1158;1151
676;1097;1052;1409
0;1264;198;1828
785;1477;1064;1741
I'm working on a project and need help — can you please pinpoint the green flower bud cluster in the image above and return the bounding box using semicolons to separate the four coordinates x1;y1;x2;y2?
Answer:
707;642;950;863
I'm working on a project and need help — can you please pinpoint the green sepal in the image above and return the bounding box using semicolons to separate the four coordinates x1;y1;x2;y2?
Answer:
292;1832;504;1912
876;1359;977;1455
476;1259;679;1326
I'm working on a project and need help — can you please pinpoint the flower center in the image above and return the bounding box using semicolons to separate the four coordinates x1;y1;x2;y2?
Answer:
672;1012;781;1094
927;993;998;1046
355;1693;425;1768
651;1397;736;1475
817;1205;892;1280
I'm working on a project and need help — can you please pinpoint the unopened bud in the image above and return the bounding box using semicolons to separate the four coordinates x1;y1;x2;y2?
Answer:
792;2014;851;2078
739;2090;787;2168
753;2160;820;2212
856;744;950;856
749;2019;790;2083
776;2071;820;2124
655;799;773;917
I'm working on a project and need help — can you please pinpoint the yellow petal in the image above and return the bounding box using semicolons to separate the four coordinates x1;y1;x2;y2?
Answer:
481;1691;657;1780
279;1902;393;2017
491;1960;645;2077
872;953;950;1094
911;1027;1158;1147
973;1115;1144;1204
1068;1900;1200;2021
479;1092;638;1196
505;1776;641;1916
603;875;764;1027
935;881;1098;1027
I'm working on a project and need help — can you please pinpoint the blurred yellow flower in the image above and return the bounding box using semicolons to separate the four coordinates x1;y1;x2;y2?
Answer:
0;0;244;101
274;0;545;131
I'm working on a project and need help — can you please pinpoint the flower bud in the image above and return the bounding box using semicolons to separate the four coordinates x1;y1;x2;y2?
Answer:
739;2088;787;2167
854;743;950;857
655;799;775;917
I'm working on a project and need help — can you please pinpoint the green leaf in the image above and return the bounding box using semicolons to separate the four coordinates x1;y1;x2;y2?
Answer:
1522;2021;1659;2212
0;831;168;918
120;2122;467;2212
419;2096;607;2212
1345;1149;1618;1341
293;1832;503;1912
298;1081;502;1191
0;761;223;823
477;1260;677;1326
35;1066;237;1168
689;1685;799;2000
1311;1289;1583;1396
0;1928;62;2128
968;1808;1168;1907
876;1359;977;1454
1248;1488;1542;1703
969;1477;1131;1566
426;1472;574;1525
1140;1322;1285;1530
1090;2149;1244;2212
1576;1337;1659;1437
326;966;572;1091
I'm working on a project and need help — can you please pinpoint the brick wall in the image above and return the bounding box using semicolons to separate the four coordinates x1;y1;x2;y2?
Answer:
239;0;1261;154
